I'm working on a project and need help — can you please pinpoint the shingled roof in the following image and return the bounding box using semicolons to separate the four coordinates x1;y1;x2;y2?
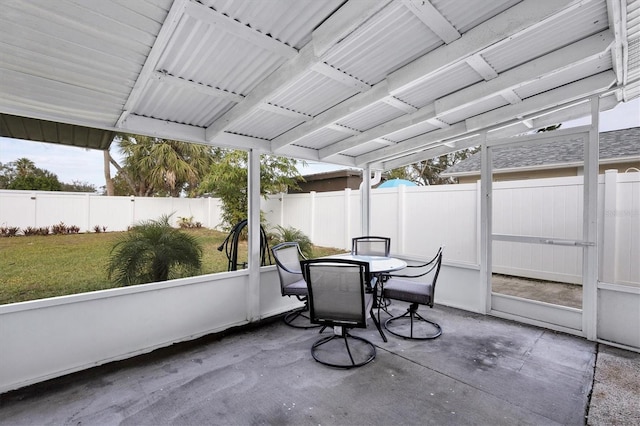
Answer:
442;127;640;177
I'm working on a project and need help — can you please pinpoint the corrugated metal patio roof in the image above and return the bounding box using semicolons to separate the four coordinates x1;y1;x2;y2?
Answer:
0;0;638;170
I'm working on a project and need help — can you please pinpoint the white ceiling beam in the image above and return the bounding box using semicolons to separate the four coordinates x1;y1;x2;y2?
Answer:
465;54;498;80
120;114;206;143
257;103;312;121
382;134;482;170
401;0;460;44
436;30;614;115
151;71;244;103
466;71;616;131
381;96;418;113
500;89;523;105
276;144;358;168
327;123;362;136
356;123;468;166
387;0;577;94
313;29;613;162
426;117;450;128
312;0;393;57
271;81;390;151
116;0;189;127
184;1;297;60
274;0;580;153
206;43;319;141
606;0;626;84
318;103;436;159
311;62;371;91
487;95;619;139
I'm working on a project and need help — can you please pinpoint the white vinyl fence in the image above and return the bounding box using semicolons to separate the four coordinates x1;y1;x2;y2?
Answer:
1;171;638;287
263;171;639;288
0;190;225;232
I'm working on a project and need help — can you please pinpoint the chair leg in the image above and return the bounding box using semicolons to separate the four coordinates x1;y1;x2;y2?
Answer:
311;331;376;369
384;303;442;340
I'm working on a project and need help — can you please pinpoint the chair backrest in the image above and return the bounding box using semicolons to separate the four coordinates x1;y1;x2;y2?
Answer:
271;242;305;293
301;258;370;328
428;248;444;307
351;236;390;257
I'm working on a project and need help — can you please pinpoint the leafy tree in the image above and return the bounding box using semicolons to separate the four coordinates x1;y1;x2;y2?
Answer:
61;180;96;192
0;158;62;191
198;149;301;229
384;147;479;185
107;214;203;286
105;134;214;197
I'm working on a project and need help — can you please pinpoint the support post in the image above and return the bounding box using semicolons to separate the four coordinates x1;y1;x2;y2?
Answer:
583;96;600;340
361;165;372;236
479;132;491;314
247;149;261;322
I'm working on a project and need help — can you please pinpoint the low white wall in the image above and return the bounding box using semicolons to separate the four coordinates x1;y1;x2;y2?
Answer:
0;267;300;394
597;283;640;349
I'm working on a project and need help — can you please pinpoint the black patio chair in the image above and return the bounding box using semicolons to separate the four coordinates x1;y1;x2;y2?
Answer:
351;236;391;257
381;247;444;340
271;242;319;329
301;258;384;369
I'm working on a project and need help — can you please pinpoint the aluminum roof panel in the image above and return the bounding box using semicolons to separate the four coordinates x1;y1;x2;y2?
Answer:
394;62;483;109
268;71;360;118
201;0;343;49
431;0;521;34
226;108;305;140
0;0;633;165
482;1;609;74
322;1;443;85
337;102;406;132
157;14;287;96
514;55;613;100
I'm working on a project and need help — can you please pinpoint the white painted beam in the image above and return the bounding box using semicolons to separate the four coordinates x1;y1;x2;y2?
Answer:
382;134;482;170
117;0;189;127
466;71;616;131
381;96;418;113
185;1;298;60
206;43;318;141
119;114;206;143
311;62;371;91
256;103;312;121
327;123;362;136
436;30;614;115
388;0;576;94
317;103;436;159
500;89;523;105
151;71;244;103
271;81;390;151
466;54;498;80
356;122;468;166
275;0;581;154
401;0;460;44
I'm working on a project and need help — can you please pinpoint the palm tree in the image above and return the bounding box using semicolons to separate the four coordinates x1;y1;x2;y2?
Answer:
113;135;214;197
107;214;203;286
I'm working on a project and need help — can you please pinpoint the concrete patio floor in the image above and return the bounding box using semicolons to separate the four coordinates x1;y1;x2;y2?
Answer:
0;304;637;425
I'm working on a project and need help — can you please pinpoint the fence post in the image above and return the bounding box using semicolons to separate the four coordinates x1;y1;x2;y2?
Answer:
344;188;352;250
397;185;405;255
602;169;618;283
85;194;91;232
309;191;316;242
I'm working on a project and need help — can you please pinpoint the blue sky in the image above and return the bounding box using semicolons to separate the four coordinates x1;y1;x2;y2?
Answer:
1;98;638;188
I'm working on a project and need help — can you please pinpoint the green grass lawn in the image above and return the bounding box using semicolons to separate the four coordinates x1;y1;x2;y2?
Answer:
0;229;345;305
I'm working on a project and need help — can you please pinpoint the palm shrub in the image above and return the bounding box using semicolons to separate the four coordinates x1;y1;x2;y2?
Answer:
270;225;313;258
107;214;203;286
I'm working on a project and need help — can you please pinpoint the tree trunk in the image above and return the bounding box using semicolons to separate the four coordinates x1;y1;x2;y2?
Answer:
103;150;115;196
